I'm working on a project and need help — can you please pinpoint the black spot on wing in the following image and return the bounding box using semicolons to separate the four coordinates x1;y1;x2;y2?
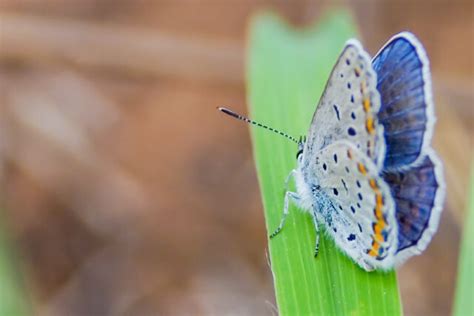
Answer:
333;104;341;120
341;179;348;192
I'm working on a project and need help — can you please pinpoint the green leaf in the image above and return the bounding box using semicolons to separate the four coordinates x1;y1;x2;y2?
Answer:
247;11;402;315
0;210;30;315
453;164;474;316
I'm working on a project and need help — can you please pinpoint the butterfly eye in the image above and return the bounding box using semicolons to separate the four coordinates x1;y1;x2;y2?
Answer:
296;149;304;159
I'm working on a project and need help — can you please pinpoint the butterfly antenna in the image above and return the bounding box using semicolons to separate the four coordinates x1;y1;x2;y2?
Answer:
217;107;298;144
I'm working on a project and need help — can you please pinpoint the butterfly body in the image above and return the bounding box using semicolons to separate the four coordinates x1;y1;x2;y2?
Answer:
285;32;445;271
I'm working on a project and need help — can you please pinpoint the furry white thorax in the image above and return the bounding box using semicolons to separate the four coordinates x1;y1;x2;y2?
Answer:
293;158;314;213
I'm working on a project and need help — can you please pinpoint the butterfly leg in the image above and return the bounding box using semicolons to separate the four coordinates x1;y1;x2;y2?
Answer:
269;191;299;239
284;169;296;192
312;213;320;258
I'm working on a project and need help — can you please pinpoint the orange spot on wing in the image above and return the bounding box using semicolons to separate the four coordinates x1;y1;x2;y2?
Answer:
369;179;378;189
368;241;380;257
357;163;367;175
366;116;375;134
376;193;383;208
363;98;371;112
372;187;387;244
368;249;378;257
374;222;383;235
374;192;384;219
374;232;384;243
373;218;386;234
379;220;386;230
360;80;371;113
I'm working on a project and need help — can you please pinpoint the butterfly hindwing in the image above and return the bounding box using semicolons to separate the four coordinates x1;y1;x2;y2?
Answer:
372;32;434;170
304;40;386;170
306;140;398;270
382;150;445;266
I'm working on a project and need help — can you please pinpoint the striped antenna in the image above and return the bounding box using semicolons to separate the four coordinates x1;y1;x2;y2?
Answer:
217;107;298;144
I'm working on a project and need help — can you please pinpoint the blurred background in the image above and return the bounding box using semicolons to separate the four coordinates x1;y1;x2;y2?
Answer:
0;1;472;315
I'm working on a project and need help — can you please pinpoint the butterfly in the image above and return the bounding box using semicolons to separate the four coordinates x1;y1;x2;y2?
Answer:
219;32;445;271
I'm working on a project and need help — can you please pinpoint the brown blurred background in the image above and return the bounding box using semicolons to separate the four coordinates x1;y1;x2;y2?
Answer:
0;1;472;315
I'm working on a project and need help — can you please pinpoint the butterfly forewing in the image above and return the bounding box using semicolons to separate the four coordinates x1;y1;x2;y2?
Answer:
304;40;386;170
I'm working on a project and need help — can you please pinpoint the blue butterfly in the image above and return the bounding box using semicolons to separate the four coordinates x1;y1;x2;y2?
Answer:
219;32;445;271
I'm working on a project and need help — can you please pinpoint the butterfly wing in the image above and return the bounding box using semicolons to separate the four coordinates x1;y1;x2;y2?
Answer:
383;150;445;266
373;32;445;265
304;40;385;170
306;140;398;270
372;32;434;171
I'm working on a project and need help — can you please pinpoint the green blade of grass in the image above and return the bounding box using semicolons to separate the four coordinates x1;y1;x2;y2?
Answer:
0;210;29;315
247;11;402;315
453;164;474;316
